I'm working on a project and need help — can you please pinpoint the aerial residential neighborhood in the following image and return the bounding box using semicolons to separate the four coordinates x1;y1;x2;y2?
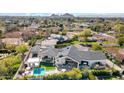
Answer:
0;13;124;80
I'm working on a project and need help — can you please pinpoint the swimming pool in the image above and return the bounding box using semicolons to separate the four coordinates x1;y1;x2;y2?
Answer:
33;68;45;76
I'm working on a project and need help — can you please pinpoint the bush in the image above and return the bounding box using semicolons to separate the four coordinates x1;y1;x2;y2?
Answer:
92;70;110;76
44;68;82;80
112;70;120;77
92;44;103;51
88;72;96;80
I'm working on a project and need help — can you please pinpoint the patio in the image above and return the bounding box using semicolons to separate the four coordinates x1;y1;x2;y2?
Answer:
57;61;78;71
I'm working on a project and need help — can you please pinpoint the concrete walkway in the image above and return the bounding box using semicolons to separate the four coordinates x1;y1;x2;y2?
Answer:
106;59;122;71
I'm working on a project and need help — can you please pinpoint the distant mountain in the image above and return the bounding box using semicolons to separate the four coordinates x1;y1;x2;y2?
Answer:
61;13;74;18
77;13;124;18
50;14;60;18
0;13;124;18
50;13;74;18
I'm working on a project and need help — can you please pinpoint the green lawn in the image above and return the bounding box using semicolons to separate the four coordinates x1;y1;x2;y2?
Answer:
40;62;56;71
55;40;99;48
103;41;117;45
71;41;99;45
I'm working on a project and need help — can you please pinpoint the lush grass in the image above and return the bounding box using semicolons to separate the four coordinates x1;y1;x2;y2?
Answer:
69;41;99;45
40;62;56;71
55;40;99;48
103;41;117;45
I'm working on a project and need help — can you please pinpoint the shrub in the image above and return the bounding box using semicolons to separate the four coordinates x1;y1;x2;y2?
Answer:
44;68;82;80
88;72;96;80
92;70;110;76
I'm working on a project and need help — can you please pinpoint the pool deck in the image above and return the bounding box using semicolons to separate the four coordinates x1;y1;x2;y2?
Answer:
26;67;61;76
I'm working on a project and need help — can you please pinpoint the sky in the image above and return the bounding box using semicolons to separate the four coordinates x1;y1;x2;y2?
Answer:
0;0;124;13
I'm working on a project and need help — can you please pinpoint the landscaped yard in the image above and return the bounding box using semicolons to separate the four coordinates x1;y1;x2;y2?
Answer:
40;62;56;71
55;40;99;48
72;41;99;45
102;41;117;45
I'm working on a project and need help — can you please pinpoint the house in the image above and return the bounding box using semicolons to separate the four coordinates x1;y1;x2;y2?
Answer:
1;38;24;45
41;39;58;48
66;32;80;39
5;31;23;38
35;39;42;46
79;23;90;28
25;45;58;67
5;30;39;41
26;44;106;70
55;46;106;70
105;48;124;63
26;58;41;67
49;34;68;42
94;33;116;42
25;45;42;67
74;44;90;51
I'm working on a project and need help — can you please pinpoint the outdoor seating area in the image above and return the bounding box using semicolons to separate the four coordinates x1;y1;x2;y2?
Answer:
57;62;77;71
91;62;106;69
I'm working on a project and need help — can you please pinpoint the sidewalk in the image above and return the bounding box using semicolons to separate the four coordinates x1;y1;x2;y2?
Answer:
106;59;122;71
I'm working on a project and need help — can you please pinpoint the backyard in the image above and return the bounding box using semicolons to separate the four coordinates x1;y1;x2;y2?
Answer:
40;62;56;71
55;40;99;48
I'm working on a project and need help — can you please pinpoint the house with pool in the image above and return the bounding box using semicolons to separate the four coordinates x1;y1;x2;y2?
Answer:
25;44;107;71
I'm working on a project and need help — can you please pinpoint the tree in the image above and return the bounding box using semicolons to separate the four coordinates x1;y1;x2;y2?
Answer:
67;68;82;80
118;37;124;46
0;55;21;79
0;30;3;38
5;44;16;51
92;44;102;51
114;24;124;34
88;72;96;80
80;29;92;41
15;44;28;54
44;68;82;80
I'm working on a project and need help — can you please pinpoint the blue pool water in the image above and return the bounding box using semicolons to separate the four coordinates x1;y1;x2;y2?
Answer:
33;68;45;76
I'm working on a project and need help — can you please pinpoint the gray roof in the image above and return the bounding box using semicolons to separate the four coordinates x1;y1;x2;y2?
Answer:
67;46;106;63
35;40;42;45
31;45;41;53
41;47;58;57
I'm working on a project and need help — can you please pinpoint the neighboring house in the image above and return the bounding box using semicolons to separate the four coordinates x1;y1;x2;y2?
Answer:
79;23;90;28
2;38;24;45
26;44;106;70
5;31;23;38
41;39;58;48
105;48;124;63
5;30;39;41
94;33;116;42
66;32;80;39
49;34;68;42
87;37;97;42
74;44;90;51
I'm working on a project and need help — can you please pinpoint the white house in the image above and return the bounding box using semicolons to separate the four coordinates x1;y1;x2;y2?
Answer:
26;58;42;67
